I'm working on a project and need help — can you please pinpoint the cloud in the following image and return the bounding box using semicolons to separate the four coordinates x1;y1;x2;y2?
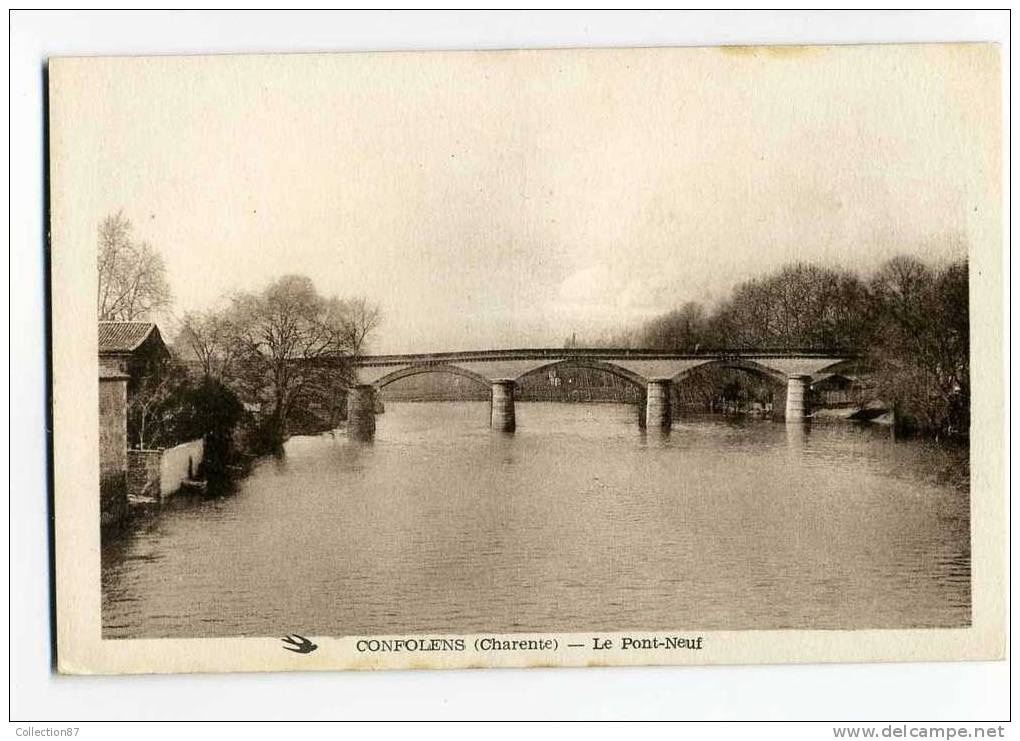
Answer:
557;264;614;306
551;264;679;334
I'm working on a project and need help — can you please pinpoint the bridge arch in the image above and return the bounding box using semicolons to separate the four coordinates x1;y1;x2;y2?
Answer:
811;358;865;378
669;358;789;385
370;363;493;391
513;359;649;390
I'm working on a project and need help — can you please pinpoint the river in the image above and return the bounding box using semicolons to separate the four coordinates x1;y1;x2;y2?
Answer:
101;401;970;638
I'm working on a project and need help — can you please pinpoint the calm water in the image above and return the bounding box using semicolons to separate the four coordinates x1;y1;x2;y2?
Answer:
102;402;970;638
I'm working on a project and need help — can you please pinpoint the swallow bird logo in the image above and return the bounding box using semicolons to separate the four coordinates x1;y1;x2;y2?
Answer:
281;634;318;654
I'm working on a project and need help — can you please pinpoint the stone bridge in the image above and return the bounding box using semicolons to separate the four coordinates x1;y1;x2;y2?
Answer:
345;348;858;439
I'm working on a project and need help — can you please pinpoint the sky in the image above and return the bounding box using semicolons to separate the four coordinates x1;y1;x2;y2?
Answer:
53;44;998;352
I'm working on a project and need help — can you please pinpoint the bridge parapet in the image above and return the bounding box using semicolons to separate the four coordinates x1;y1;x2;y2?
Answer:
352;348;858;389
355;347;857;365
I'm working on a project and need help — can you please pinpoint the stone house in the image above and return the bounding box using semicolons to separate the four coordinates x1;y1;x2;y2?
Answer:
98;321;210;511
98;365;130;529
98;321;171;388
98;321;171;445
98;322;170;528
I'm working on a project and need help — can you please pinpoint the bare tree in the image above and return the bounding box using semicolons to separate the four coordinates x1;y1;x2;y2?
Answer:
175;309;241;381
336;296;383;355
226;276;364;447
707;264;870;349
638;301;710;350
97;211;173;321
127;362;186;449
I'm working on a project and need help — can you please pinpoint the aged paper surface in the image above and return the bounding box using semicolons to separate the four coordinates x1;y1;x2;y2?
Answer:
50;45;1004;674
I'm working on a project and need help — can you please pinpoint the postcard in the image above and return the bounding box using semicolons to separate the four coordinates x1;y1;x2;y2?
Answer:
49;44;1004;674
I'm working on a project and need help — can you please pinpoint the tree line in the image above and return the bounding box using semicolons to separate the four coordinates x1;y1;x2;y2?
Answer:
98;210;969;442
581;256;970;438
97;213;382;459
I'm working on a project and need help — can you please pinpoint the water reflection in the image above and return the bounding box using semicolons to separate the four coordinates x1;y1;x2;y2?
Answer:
785;419;809;452
102;401;970;638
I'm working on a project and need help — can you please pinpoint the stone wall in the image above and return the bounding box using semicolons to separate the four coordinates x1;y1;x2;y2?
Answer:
99;374;129;529
159;439;204;498
100;471;129;530
99;376;127;480
127;449;162;504
127;439;205;503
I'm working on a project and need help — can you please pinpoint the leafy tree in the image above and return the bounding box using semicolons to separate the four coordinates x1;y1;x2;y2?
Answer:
128;359;245;477
224;276;379;449
867;257;969;437
169;377;245;474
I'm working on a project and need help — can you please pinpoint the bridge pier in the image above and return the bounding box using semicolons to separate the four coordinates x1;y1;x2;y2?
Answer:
645;379;672;431
347;384;376;441
490;380;516;432
784;375;811;421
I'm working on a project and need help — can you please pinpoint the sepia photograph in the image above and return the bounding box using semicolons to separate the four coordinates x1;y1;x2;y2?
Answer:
46;41;1004;675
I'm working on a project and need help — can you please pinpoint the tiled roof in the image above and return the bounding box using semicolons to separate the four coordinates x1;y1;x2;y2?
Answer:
98;322;160;353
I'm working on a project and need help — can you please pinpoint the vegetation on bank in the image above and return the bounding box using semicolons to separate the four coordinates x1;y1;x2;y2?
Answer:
98;213;382;462
175;275;381;451
582;255;969;439
128;369;244;479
